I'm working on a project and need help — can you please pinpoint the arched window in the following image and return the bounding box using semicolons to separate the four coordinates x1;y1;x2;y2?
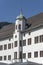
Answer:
16;25;17;29
19;24;21;30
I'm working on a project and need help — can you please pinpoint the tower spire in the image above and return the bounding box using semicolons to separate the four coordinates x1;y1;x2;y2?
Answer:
20;8;23;15
20;8;22;14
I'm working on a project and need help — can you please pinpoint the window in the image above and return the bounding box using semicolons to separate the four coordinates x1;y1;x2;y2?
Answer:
23;53;26;59
34;51;38;57
35;36;38;43
19;52;22;59
40;51;43;57
9;38;11;41
20;40;22;46
15;35;17;38
16;25;17;29
29;32;30;35
4;56;6;60
28;38;31;45
19;24;21;30
24;34;25;36
14;41;17;47
4;44;7;50
40;35;43;42
0;56;2;60
8;44;11;49
23;40;26;46
0;45;3;50
8;55;11;60
12;43;13;48
28;53;31;58
14;52;17;59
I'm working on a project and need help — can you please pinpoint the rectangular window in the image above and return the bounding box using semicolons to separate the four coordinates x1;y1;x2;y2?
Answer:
4;56;6;60
0;56;2;60
40;51;43;57
28;53;31;58
0;45;3;50
28;38;31;45
20;40;22;46
8;55;11;60
34;51;38;57
23;53;26;59
14;41;17;47
35;36;38;43
19;52;22;59
14;52;17;59
24;34;25;37
8;44;11;49
16;25;17;29
4;44;7;50
40;35;43;42
23;40;26;46
12;43;13;48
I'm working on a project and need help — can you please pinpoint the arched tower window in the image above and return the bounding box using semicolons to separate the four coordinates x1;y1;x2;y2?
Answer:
16;25;17;29
19;24;21;30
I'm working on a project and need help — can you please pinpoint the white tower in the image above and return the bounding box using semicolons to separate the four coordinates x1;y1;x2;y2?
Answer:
15;10;26;32
14;10;26;62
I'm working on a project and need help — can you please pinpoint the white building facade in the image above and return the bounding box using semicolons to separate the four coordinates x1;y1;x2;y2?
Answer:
0;12;43;64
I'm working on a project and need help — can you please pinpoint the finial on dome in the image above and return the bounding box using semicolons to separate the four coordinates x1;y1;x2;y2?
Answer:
16;8;26;20
20;8;23;15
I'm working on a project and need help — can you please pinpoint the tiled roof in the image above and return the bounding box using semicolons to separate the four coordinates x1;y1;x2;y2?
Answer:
0;23;15;40
0;12;43;40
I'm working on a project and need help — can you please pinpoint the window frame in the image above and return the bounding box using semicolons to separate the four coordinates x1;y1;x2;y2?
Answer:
23;40;26;46
34;51;38;58
28;38;31;45
23;53;26;59
8;43;11;49
28;52;31;58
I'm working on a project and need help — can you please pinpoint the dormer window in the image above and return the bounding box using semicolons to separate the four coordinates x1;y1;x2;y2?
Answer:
19;24;21;30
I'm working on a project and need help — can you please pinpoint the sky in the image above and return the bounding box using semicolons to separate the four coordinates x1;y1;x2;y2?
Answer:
0;0;43;23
